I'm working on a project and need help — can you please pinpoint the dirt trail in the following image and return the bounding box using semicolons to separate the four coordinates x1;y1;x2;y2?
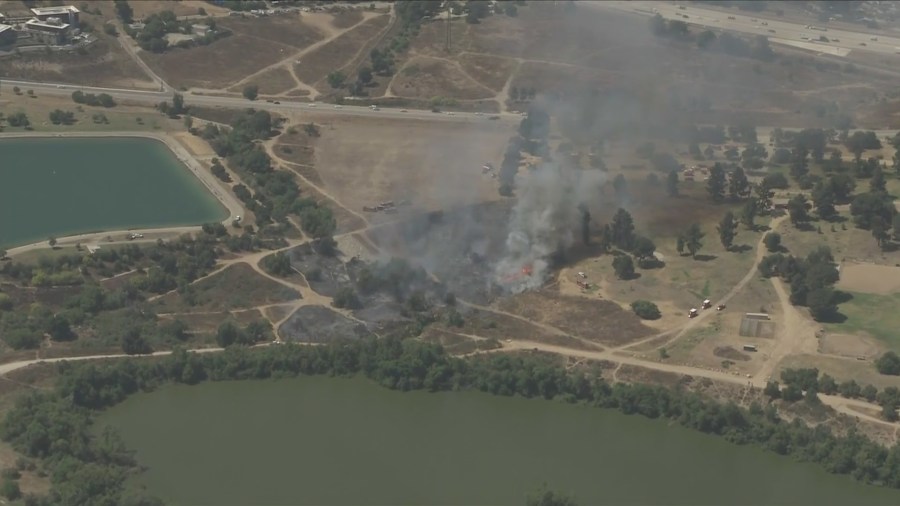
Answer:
229;11;383;98
752;277;821;384
496;59;522;113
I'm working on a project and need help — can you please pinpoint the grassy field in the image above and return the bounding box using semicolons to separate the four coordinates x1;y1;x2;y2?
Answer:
825;292;900;351
152;264;300;313
0;94;176;133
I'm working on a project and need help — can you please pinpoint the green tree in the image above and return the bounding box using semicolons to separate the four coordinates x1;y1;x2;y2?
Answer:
357;66;373;85
707;163;726;202
787;194;810;226
876;352;900;376
807;286;837;321
819;373;837;394
717;211;738;250
243;85;259;101
631;300;661;320
610;208;635;250
262;252;293;277
333;287;362;309
48;236;57;248
48;314;75;341
811;180;836;220
728;166;750;200
0;478;21;501
327;71;346;89
764;381;781;399
666;169;679;197
121;329;152;355
632;236;656;260
612;255;635;280
216;321;243;347
870;165;887;193
738;200;756;231
681;223;705;257
763;232;781;252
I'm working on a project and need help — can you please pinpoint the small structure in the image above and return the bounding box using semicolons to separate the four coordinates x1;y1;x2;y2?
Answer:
740;312;775;338
0;24;16;46
191;24;211;37
689;308;699;318
742;344;758;352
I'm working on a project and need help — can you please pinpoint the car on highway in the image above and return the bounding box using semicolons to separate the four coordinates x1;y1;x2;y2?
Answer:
400;109;407;112
334;105;342;109
475;112;483;116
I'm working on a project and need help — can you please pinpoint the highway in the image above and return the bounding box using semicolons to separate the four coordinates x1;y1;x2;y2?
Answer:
0;79;521;125
587;1;900;58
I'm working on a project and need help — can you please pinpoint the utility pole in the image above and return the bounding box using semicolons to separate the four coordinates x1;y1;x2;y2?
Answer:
445;4;451;52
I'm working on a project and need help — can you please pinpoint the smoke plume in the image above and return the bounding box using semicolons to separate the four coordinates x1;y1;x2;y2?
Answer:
494;162;604;293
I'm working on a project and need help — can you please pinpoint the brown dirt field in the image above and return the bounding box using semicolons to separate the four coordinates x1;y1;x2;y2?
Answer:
838;262;900;295
292;14;390;88
128;0;227;19
820;332;886;359
0;36;154;89
231;67;297;96
273;127;317;166
331;10;364;29
153;264;300;313
221;16;325;50
495;289;654;346
449;307;595;350
310;114;510;214
457;53;517;92
185;106;246;125
390;57;495;101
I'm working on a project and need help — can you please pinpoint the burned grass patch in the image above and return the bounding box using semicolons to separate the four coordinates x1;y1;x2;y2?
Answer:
153;264;300;313
278;305;371;343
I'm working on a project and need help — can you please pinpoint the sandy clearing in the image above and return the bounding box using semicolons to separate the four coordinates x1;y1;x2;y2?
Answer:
838;262;900;295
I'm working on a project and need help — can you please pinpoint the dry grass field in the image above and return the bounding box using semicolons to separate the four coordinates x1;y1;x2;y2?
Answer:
390;57;496;101
152;264;300;313
293;14;391;90
310;114;510;213
456;53;518;92
838;263;900;295
142;15;326;89
231;67;298;96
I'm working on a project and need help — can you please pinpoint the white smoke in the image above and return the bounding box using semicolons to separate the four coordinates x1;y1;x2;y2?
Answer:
494;162;605;293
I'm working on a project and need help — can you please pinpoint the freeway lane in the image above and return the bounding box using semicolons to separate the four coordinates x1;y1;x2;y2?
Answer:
587;1;900;58
0;79;521;126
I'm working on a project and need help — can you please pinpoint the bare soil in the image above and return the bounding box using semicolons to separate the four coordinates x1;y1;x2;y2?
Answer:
232;67;298;96
331;10;364;29
838;262;900;295
820;332;886;359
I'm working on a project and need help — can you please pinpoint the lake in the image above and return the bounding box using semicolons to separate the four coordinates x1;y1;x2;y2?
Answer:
101;377;900;505
0;137;226;248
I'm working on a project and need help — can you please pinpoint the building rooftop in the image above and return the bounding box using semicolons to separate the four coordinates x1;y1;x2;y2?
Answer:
30;6;79;16
0;23;12;34
25;19;71;31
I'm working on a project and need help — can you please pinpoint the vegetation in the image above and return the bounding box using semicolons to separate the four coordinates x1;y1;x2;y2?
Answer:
612;255;635;280
876;352;900;376
71;91;116;108
243;85;259;101
48;109;76;126
9;340;900;504
758;246;840;321
631;300;661;320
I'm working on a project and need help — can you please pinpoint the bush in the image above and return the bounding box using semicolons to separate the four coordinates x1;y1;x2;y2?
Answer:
0;479;20;501
763;232;782;252
332;287;362;309
630;300;661;320
876;351;900;376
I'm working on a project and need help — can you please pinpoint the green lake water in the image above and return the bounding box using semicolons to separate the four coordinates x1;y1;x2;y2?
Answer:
0;137;226;248
101;377;900;506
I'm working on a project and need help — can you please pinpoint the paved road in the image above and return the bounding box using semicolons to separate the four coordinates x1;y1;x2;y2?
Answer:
0;79;521;125
587;1;900;57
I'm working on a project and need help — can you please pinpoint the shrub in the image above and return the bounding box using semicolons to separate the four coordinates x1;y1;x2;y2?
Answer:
631;300;661;320
876;351;900;376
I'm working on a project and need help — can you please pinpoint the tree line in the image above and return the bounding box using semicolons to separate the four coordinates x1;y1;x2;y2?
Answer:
770;367;900;422
7;338;900;504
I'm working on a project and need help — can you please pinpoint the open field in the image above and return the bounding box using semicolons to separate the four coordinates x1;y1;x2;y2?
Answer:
0;93;177;133
495;290;654;347
231;67;297;96
157;309;265;335
142;15;326;90
390;57;496;101
456;53;518;92
826;292;900;351
838;262;900;295
311;115;509;214
292;14;390;90
777;354;900;391
153;264;300;313
0;36;154;89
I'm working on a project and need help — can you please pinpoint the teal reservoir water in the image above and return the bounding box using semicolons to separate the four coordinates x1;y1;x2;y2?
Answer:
101;377;900;506
0;137;226;248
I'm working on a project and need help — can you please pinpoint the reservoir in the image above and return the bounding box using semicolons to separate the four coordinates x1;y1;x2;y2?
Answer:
101;377;900;505
0;137;227;248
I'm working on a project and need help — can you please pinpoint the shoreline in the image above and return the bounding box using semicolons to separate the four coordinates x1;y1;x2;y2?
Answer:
0;131;245;257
